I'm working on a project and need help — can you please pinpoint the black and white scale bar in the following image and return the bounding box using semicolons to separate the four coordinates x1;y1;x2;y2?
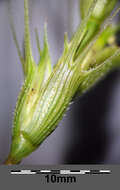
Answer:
11;170;111;175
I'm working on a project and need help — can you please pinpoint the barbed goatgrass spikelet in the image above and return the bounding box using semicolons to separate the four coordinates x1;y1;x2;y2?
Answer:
4;0;120;164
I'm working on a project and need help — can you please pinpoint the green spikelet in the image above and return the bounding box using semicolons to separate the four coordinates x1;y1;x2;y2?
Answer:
5;0;120;164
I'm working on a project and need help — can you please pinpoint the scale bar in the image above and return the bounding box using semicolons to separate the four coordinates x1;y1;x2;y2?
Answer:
11;169;111;175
